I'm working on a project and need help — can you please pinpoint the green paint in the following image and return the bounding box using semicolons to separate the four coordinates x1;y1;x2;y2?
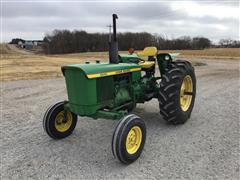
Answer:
62;63;140;77
62;52;173;120
63;69;98;115
119;53;140;63
89;110;126;120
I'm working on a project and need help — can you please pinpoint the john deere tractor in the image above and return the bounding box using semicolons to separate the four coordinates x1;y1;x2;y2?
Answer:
43;14;196;164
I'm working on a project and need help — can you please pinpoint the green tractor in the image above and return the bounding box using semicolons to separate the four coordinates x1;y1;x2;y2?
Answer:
43;14;196;164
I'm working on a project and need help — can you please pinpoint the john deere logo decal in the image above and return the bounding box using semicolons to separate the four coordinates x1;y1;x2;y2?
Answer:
87;68;141;79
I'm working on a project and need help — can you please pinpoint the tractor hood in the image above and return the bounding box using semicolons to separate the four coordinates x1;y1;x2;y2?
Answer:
62;63;141;79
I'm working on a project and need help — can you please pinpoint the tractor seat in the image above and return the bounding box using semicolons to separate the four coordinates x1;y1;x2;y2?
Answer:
139;61;155;69
137;47;157;57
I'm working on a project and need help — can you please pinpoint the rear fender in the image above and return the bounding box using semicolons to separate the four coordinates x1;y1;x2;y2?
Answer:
157;53;180;75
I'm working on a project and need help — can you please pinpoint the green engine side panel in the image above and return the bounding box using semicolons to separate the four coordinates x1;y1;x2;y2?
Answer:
64;69;98;115
63;62;142;118
62;63;141;116
132;71;141;81
96;76;114;102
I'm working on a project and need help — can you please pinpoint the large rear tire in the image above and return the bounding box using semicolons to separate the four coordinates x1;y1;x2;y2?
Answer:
159;60;196;124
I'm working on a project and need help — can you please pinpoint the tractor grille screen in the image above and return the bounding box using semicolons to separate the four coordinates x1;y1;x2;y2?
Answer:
96;77;114;102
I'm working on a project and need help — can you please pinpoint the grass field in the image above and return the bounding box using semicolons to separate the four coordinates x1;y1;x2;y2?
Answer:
1;44;239;81
160;48;240;58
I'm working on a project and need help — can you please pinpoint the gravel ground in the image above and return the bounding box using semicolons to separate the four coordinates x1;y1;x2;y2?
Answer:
1;58;239;180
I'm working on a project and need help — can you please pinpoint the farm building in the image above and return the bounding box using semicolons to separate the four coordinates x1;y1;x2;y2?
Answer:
23;41;34;49
22;40;43;49
17;40;24;47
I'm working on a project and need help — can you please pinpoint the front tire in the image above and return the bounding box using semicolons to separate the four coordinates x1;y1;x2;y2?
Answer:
159;60;196;124
112;114;146;164
43;101;77;139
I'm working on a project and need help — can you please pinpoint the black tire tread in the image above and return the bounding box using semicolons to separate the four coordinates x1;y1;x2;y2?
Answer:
43;101;78;139
112;114;146;164
159;60;196;124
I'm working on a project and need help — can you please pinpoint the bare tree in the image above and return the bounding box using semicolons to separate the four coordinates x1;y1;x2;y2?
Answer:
43;30;215;54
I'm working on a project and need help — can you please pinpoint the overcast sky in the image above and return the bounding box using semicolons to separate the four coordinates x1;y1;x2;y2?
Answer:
1;0;239;43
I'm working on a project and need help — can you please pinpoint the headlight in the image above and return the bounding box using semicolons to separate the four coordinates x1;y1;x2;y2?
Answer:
165;55;170;60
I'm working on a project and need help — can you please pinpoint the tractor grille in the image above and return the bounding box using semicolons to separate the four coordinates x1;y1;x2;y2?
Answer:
96;76;114;102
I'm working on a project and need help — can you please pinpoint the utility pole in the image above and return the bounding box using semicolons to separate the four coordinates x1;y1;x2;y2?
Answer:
107;24;112;43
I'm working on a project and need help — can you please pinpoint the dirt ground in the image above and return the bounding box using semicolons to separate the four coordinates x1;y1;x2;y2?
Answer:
1;58;239;179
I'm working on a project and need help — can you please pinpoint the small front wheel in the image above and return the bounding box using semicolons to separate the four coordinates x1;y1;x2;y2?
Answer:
112;114;146;164
43;101;77;139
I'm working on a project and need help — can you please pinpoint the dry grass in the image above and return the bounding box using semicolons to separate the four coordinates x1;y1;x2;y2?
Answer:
160;48;240;58
1;45;110;81
0;43;16;54
0;44;239;81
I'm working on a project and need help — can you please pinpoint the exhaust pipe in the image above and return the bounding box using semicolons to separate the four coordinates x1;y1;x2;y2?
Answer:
109;14;119;64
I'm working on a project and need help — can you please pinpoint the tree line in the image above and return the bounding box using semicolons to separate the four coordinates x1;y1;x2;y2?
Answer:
9;29;240;54
43;30;214;54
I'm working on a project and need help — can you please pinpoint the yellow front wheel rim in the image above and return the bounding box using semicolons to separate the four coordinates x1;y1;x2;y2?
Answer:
180;75;193;111
55;111;73;132
126;126;142;154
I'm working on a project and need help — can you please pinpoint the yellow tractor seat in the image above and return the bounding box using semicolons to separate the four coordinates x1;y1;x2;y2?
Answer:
137;47;158;57
139;61;155;69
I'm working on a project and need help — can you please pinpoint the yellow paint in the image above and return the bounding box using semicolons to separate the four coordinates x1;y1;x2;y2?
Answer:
139;61;155;68
137;47;158;57
87;68;141;79
125;126;142;155
55;111;73;132
180;75;193;111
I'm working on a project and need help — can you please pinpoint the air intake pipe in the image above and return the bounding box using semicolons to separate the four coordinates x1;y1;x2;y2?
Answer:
109;14;119;64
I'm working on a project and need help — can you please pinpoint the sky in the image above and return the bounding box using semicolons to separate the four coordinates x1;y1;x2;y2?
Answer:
1;0;239;43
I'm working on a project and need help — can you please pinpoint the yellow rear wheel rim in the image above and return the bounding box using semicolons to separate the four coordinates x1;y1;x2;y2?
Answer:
55;111;73;132
180;75;193;111
126;126;142;154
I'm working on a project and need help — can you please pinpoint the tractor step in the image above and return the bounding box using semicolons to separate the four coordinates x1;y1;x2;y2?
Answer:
145;92;155;100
